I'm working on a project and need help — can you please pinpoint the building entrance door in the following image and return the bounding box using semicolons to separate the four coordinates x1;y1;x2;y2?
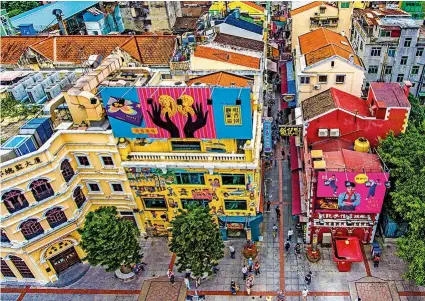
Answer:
49;247;80;274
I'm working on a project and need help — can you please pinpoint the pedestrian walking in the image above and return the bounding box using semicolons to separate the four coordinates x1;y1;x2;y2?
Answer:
230;280;237;295
275;206;281;218
167;269;175;285
305;271;312;285
302;287;309;301
281;149;285;159
246;275;253;295
254;261;261;276
277;290;285;301
288;228;294;241
184;276;191;290
373;254;380;268
285;239;291;254
242;265;248;280
355;298;362;301
295;243;301;259
266;200;271;212
195;276;201;288
229;244;235;259
248;257;254;272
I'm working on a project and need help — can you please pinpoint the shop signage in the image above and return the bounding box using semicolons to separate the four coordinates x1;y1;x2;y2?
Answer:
279;125;302;136
282;95;295;102
1;156;43;177
192;189;213;201
263;119;272;153
227;223;244;230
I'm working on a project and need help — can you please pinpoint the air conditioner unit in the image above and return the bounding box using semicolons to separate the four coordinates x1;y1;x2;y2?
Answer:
56;77;70;89
19;77;35;88
192;82;207;87
318;129;329;137
45;83;61;100
67;72;77;84
8;84;28;102
128;62;137;67
26;84;47;104
329;129;340;137
313;84;321;90
31;72;43;82
173;81;187;86
36;77;52;89
48;72;60;82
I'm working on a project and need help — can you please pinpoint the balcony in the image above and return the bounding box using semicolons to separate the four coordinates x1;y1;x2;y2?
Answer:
127;152;246;162
310;22;338;29
170;60;191;71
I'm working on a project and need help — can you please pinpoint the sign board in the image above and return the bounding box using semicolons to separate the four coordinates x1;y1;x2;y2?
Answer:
279;125;302;137
263;120;272;153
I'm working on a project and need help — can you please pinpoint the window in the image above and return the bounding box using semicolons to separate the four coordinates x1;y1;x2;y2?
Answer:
224;199;247;210
181;199;209;209
143;198;167;209
370;47;381;56
384;66;392;75
87;183;101;193
175;173;205;185
111;183;124;193
318;75;328;83
340;2;350;8
60;159;75;183
400;56;408;65
1;229;10;243
319;7;325;14
171;141;201;151
404;38;412;47
20;219;44;240
388;47;396;57
368;66;378;74
1;258;16;278
161;73;172;80
76;155;90;167
73;187;86;209
359;41;363;51
10;256;34;278
411;66;420;75
101;156;114;167
222;174;246;186
335;75;346;84
30;179;54;202
45;208;67;228
397;74;404;82
380;30;390;37
2;190;29;214
300;76;310;84
416;48;424;57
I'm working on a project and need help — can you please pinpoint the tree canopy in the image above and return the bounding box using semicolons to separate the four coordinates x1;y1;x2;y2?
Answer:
78;206;142;272
169;205;224;277
3;2;40;18
377;94;425;286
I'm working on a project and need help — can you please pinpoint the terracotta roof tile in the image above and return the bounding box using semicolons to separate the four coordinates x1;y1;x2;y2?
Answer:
182;6;208;17
369;83;411;108
187;71;253;87
181;1;211;7
322;149;382;172
173;17;199;31
1;36;48;65
213;33;264;52
299;28;362;67
291;1;334;16
193;45;260;69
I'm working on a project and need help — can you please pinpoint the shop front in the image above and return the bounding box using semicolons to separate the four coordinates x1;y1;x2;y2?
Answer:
218;214;263;241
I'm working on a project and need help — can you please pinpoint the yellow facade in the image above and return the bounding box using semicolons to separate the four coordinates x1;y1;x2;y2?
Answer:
0;131;138;284
209;1;266;20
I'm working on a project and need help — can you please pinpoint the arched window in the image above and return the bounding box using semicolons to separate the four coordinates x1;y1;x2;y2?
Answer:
1;229;10;243
20;219;44;240
45;208;67;228
9;256;34;278
60;159;75;183
2;190;29;214
73;187;86;209
1;258;16;278
30;179;54;202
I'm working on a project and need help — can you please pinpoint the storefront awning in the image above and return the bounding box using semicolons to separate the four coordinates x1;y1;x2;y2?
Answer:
218;214;263;225
291;170;302;215
290;136;299;170
332;237;363;262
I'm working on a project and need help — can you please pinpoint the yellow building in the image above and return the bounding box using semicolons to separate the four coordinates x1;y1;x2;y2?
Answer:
0;130;137;284
290;1;354;51
209;1;266;21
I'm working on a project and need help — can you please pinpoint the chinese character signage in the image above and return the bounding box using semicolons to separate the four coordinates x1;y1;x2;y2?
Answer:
1;157;43;177
100;87;253;139
224;106;242;125
315;172;389;213
263;120;272;153
279;125;302;136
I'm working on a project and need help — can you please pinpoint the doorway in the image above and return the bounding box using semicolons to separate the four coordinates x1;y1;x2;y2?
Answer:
49;247;80;274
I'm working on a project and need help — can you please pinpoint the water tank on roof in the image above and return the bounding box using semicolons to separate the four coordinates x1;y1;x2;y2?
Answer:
354;137;370;153
19;24;36;36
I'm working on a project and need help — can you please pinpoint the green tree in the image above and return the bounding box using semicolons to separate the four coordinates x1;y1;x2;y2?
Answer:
377;94;425;286
169;205;224;278
78;206;142;272
3;1;40;18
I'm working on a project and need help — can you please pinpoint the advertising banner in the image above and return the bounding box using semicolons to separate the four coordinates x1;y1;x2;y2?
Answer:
263;119;272;153
316;172;389;213
101;86;253;139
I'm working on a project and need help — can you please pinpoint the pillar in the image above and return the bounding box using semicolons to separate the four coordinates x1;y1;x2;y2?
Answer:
3;257;24;281
244;140;253;162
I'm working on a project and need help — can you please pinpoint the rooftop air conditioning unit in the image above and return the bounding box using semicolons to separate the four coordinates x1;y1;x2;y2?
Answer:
48;72;60;82
329;129;340;137
8;84;28;102
19;76;35;88
26;84;47;104
313;84;321;90
56;77;70;89
31;72;43;82
45;83;61;100
128;62;137;67
37;77;52;89
192;82;207;87
67;72;77;84
318;129;329;137
174;81;187;86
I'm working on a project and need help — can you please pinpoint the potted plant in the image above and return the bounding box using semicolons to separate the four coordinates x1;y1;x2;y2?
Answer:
306;245;321;263
242;240;258;259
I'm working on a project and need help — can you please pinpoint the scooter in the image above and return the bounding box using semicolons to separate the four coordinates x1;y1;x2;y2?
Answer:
132;262;147;275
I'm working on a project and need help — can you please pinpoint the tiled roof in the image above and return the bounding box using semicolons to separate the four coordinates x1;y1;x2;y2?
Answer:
323;149;382;172
370;83;411;108
187;71;253;87
299;28;362;67
224;14;263;35
241;1;266;13
120;36;176;66
290;1;334;16
213;33;264;52
182;6;208;17
173;17;199;30
302;88;371;120
357;9;410;26
311;138;354;152
1;36;48;65
181;1;211;7
193;45;260;69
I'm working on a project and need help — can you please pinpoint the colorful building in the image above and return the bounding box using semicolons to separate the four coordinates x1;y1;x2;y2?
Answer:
209;1;266;21
400;1;425;19
0;9;15;36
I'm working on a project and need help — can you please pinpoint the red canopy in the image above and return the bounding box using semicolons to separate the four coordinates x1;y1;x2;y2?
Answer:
332;237;363;262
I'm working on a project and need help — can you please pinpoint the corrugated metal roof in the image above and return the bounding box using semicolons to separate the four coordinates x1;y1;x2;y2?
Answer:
11;1;98;32
224;14;263;35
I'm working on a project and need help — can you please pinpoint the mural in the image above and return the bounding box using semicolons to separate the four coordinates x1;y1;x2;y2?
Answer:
100;87;253;139
316;172;389;213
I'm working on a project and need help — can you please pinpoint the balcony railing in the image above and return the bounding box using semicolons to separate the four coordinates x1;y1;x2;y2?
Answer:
170;60;191;71
310;23;338;28
127;152;246;162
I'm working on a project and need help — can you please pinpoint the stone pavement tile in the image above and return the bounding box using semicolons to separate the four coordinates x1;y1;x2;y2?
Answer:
23;294;76;301
0;293;20;301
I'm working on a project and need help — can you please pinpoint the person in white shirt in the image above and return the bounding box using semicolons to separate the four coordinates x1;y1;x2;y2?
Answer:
302;287;309;301
288;228;294;241
229;245;235;259
184;276;191;290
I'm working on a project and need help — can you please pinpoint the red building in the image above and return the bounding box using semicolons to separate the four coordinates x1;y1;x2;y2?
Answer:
301;82;411;149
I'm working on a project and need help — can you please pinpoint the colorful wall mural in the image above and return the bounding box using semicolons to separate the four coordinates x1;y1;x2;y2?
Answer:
316;172;389;213
100;87;253;139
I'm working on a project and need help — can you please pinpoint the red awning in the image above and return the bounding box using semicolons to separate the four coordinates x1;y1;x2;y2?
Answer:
290;136;299;170
291;170;302;215
281;62;288;95
332;237;363;262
